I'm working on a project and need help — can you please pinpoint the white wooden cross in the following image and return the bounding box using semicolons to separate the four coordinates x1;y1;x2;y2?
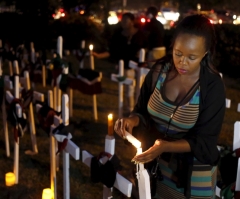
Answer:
1;60;11;157
233;121;240;191
50;94;80;199
111;60;135;118
8;60;13;76
35;90;56;197
82;113;133;198
80;40;85;69
129;48;150;103
22;71;38;155
5;75;21;184
54;36;63;112
89;43;98;120
30;42;35;64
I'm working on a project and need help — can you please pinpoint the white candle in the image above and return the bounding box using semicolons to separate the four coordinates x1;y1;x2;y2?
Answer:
226;99;231;108
0;58;2;76
119;60;124;76
108;114;113;136
57;36;63;58
237;103;240;112
89;44;94;70
42;188;53;199
125;132;141;148
139;48;145;63
81;40;85;49
5;172;15;186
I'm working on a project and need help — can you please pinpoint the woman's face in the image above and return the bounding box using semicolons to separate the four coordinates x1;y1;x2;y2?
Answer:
173;33;207;77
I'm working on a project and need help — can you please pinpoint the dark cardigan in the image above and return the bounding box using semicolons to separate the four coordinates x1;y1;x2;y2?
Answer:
131;59;226;166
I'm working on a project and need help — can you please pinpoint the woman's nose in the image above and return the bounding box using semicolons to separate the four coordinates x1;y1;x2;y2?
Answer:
180;56;186;64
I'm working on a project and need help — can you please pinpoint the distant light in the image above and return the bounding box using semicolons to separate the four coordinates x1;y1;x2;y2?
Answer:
59;8;64;13
147;19;150;22
79;10;84;15
219;19;222;24
141;18;146;23
156;16;167;24
52;14;55;18
108;11;119;25
170;20;175;27
61;13;65;17
233;15;237;19
209;19;213;24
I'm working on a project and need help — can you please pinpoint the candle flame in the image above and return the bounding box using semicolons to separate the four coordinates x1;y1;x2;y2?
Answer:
89;44;93;50
108;113;113;120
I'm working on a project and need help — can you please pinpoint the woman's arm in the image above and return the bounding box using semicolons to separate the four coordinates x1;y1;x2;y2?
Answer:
92;51;110;59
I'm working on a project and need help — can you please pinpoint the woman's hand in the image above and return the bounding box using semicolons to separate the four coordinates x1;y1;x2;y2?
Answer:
132;139;167;163
114;115;139;138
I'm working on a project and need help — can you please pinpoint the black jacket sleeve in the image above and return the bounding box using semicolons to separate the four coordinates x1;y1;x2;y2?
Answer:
185;74;226;165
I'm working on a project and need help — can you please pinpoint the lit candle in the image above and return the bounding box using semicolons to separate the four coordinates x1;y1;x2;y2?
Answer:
89;44;93;51
42;188;52;199
139;48;145;63
125;132;141;148
81;40;85;49
89;44;94;70
108;114;113;136
119;60;124;76
5;172;15;186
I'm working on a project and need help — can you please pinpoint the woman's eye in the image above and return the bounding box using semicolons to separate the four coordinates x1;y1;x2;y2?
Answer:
189;56;196;60
175;53;181;57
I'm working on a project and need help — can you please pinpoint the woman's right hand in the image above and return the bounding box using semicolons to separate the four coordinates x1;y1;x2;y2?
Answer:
114;115;139;138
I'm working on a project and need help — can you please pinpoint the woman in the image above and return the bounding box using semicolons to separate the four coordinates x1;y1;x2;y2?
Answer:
114;15;225;199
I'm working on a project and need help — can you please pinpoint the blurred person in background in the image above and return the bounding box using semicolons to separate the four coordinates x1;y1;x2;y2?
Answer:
143;6;166;67
93;12;148;111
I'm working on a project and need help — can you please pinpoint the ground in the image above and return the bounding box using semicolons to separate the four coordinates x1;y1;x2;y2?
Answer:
0;53;239;199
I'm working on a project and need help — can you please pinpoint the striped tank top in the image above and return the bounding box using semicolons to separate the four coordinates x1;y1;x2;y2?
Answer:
147;66;200;137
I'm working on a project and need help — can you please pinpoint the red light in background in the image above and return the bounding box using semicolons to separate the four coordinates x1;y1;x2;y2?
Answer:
147;19;150;22
59;8;64;13
141;18;146;23
52;14;55;18
170;20;174;27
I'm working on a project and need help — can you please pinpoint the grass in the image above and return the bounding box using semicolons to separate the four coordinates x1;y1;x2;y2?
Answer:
0;53;239;199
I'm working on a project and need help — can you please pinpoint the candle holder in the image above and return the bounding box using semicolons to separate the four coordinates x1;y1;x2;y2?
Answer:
5;172;15;186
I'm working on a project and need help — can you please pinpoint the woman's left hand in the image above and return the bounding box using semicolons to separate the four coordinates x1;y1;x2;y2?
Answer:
132;139;167;164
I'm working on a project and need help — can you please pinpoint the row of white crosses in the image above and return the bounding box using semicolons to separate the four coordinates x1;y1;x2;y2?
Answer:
111;49;149;118
111;60;135;118
82;114;133;198
3;60;45;184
